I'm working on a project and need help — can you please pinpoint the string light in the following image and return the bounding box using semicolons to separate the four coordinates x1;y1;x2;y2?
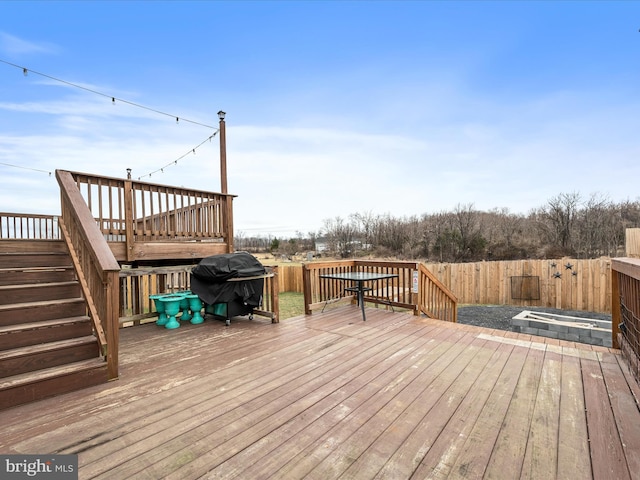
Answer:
0;162;51;176
1;58;225;181
0;58;217;129
137;131;218;180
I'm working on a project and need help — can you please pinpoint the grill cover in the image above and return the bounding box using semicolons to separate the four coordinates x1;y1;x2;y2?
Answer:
190;252;266;307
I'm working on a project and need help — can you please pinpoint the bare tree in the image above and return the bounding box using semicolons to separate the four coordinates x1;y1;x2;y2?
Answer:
575;193;613;258
322;216;360;258
267;192;640;261
351;211;377;251
452;203;486;261
539;192;581;254
427;211;459;262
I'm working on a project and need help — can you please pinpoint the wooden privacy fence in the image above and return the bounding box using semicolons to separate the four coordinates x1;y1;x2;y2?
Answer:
626;228;640;258
281;257;612;314
423;257;612;314
276;264;304;292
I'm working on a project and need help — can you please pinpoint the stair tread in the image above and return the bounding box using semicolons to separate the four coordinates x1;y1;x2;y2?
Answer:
0;252;68;256
0;335;97;361
0;251;67;254
0;358;106;389
0;297;84;312
0;266;73;273
0;316;90;334
0;280;78;290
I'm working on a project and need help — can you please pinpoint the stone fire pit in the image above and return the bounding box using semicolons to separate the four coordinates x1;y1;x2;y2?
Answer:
510;310;612;347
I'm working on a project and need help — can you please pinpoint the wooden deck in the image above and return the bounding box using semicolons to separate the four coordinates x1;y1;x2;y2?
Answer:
1;306;639;479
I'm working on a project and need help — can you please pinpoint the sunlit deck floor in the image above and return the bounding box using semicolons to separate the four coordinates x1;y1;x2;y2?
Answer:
1;306;639;479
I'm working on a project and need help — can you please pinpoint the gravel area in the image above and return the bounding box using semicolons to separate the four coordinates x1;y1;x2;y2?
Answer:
457;305;612;332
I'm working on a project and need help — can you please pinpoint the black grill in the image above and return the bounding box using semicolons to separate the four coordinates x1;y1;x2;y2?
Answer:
190;252;266;325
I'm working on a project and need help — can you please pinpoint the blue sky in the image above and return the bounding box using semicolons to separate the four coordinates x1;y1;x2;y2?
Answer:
1;1;639;237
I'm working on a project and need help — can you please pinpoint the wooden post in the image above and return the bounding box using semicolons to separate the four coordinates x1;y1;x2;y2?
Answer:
217;111;233;252
227;195;234;253
411;263;419;316
218;111;227;194
271;265;279;323
105;271;120;380
303;264;313;315
124;179;135;262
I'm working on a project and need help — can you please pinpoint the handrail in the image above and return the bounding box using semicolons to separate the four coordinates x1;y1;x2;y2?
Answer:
418;263;458;322
56;170;121;380
58;220;108;353
611;257;640;384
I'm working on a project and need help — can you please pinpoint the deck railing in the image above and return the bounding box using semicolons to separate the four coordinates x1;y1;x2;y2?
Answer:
302;260;457;321
64;170;234;261
418;263;458;322
0;212;60;239
119;265;280;325
611;257;640;383
57;170;121;379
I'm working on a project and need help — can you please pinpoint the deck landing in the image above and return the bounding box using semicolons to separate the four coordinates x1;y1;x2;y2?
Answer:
1;306;639;479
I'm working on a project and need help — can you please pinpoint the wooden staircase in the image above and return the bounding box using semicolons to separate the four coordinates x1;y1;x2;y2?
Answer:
0;244;108;410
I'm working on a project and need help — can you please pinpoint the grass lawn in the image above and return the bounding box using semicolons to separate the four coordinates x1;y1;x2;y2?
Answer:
278;292;305;319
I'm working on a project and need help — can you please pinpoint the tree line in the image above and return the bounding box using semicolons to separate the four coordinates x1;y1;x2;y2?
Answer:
236;192;640;262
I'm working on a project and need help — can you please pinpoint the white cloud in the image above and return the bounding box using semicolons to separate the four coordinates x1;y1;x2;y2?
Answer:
2;72;640;239
0;32;59;56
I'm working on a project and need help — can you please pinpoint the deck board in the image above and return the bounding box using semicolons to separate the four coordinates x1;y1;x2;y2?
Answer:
581;354;631;480
433;340;526;480
520;348;562;479
1;305;639;480
407;337;506;479
484;345;545;479
557;348;591;480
